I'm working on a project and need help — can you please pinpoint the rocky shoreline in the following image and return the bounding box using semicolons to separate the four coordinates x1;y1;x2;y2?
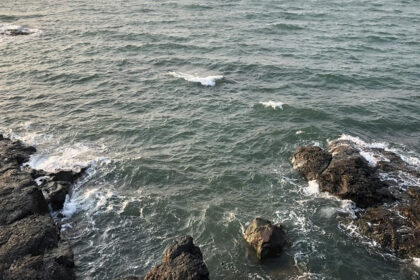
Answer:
0;135;83;280
1;134;419;279
292;139;420;258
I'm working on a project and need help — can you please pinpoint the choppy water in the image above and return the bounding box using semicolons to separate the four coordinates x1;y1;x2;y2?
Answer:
1;0;420;279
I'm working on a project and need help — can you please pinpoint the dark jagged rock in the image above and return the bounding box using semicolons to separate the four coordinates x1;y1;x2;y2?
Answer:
144;236;209;280
2;240;74;280
292;146;331;181
0;135;77;279
401;188;420;229
243;217;288;260
42;181;72;211
292;141;392;208
292;138;420;258
49;168;87;184
356;206;420;258
0;138;36;165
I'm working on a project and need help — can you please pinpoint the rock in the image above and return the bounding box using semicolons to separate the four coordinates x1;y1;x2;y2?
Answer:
243;218;288;260
292;141;393;208
2;240;74;280
356;207;420;258
0;138;36;166
0;173;49;225
291;146;331;181
115;277;143;280
291;138;420;258
0;135;76;279
49;168;86;184
0;214;60;268
42;181;72;211
144;236;209;280
400;187;420;229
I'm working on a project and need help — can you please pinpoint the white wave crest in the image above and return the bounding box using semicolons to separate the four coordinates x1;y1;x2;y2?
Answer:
338;134;420;169
259;100;284;109
305;180;320;195
0;24;41;36
26;143;106;173
61;186;116;220
413;257;420;267
169;71;223;86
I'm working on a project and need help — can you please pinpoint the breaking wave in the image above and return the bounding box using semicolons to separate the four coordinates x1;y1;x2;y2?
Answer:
168;71;224;86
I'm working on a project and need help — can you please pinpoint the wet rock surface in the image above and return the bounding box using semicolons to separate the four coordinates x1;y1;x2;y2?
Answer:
292;139;420;258
244;217;288;260
356;206;420;258
144;236;209;280
0;135;83;280
293;141;392;208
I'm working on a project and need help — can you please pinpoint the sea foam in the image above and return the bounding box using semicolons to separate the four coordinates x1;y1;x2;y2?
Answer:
259;100;284;109
305;180;320;194
169;71;223;86
26;143;100;173
0;24;41;38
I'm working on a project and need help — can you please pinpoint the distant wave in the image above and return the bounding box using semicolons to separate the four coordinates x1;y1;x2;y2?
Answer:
259;101;284;109
168;71;224;86
0;23;40;36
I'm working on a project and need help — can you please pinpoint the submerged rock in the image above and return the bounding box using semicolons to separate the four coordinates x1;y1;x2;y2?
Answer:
244;217;288;260
144;236;209;280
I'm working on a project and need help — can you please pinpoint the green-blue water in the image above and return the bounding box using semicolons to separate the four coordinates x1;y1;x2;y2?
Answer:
1;0;420;279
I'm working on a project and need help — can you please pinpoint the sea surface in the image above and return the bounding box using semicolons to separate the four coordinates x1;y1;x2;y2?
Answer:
1;0;420;279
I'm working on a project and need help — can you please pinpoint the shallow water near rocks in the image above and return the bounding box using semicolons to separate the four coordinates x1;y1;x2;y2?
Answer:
1;0;420;279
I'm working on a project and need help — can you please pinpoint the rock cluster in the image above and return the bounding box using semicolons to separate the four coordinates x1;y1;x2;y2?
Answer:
292;139;420;258
0;135;83;280
243;217;288;260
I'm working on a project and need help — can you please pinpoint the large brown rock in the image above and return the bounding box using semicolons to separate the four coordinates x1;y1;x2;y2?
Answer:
243;218;288;260
2;240;74;280
356;206;420;258
0;138;36;166
42;181;72;211
144;236;209;280
0;170;49;225
292;141;392;208
401;187;420;229
292;146;331;181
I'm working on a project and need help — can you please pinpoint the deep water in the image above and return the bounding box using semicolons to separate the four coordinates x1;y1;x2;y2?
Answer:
1;0;420;279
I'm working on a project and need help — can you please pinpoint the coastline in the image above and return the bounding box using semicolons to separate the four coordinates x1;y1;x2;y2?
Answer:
0;135;80;280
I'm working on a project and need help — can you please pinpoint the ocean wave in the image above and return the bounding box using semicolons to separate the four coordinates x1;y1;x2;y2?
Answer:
259;101;284;109
305;180;320;195
336;134;420;187
168;71;224;86
25;143;107;173
0;23;41;36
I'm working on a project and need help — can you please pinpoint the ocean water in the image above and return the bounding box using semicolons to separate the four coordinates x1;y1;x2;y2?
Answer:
1;0;420;279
